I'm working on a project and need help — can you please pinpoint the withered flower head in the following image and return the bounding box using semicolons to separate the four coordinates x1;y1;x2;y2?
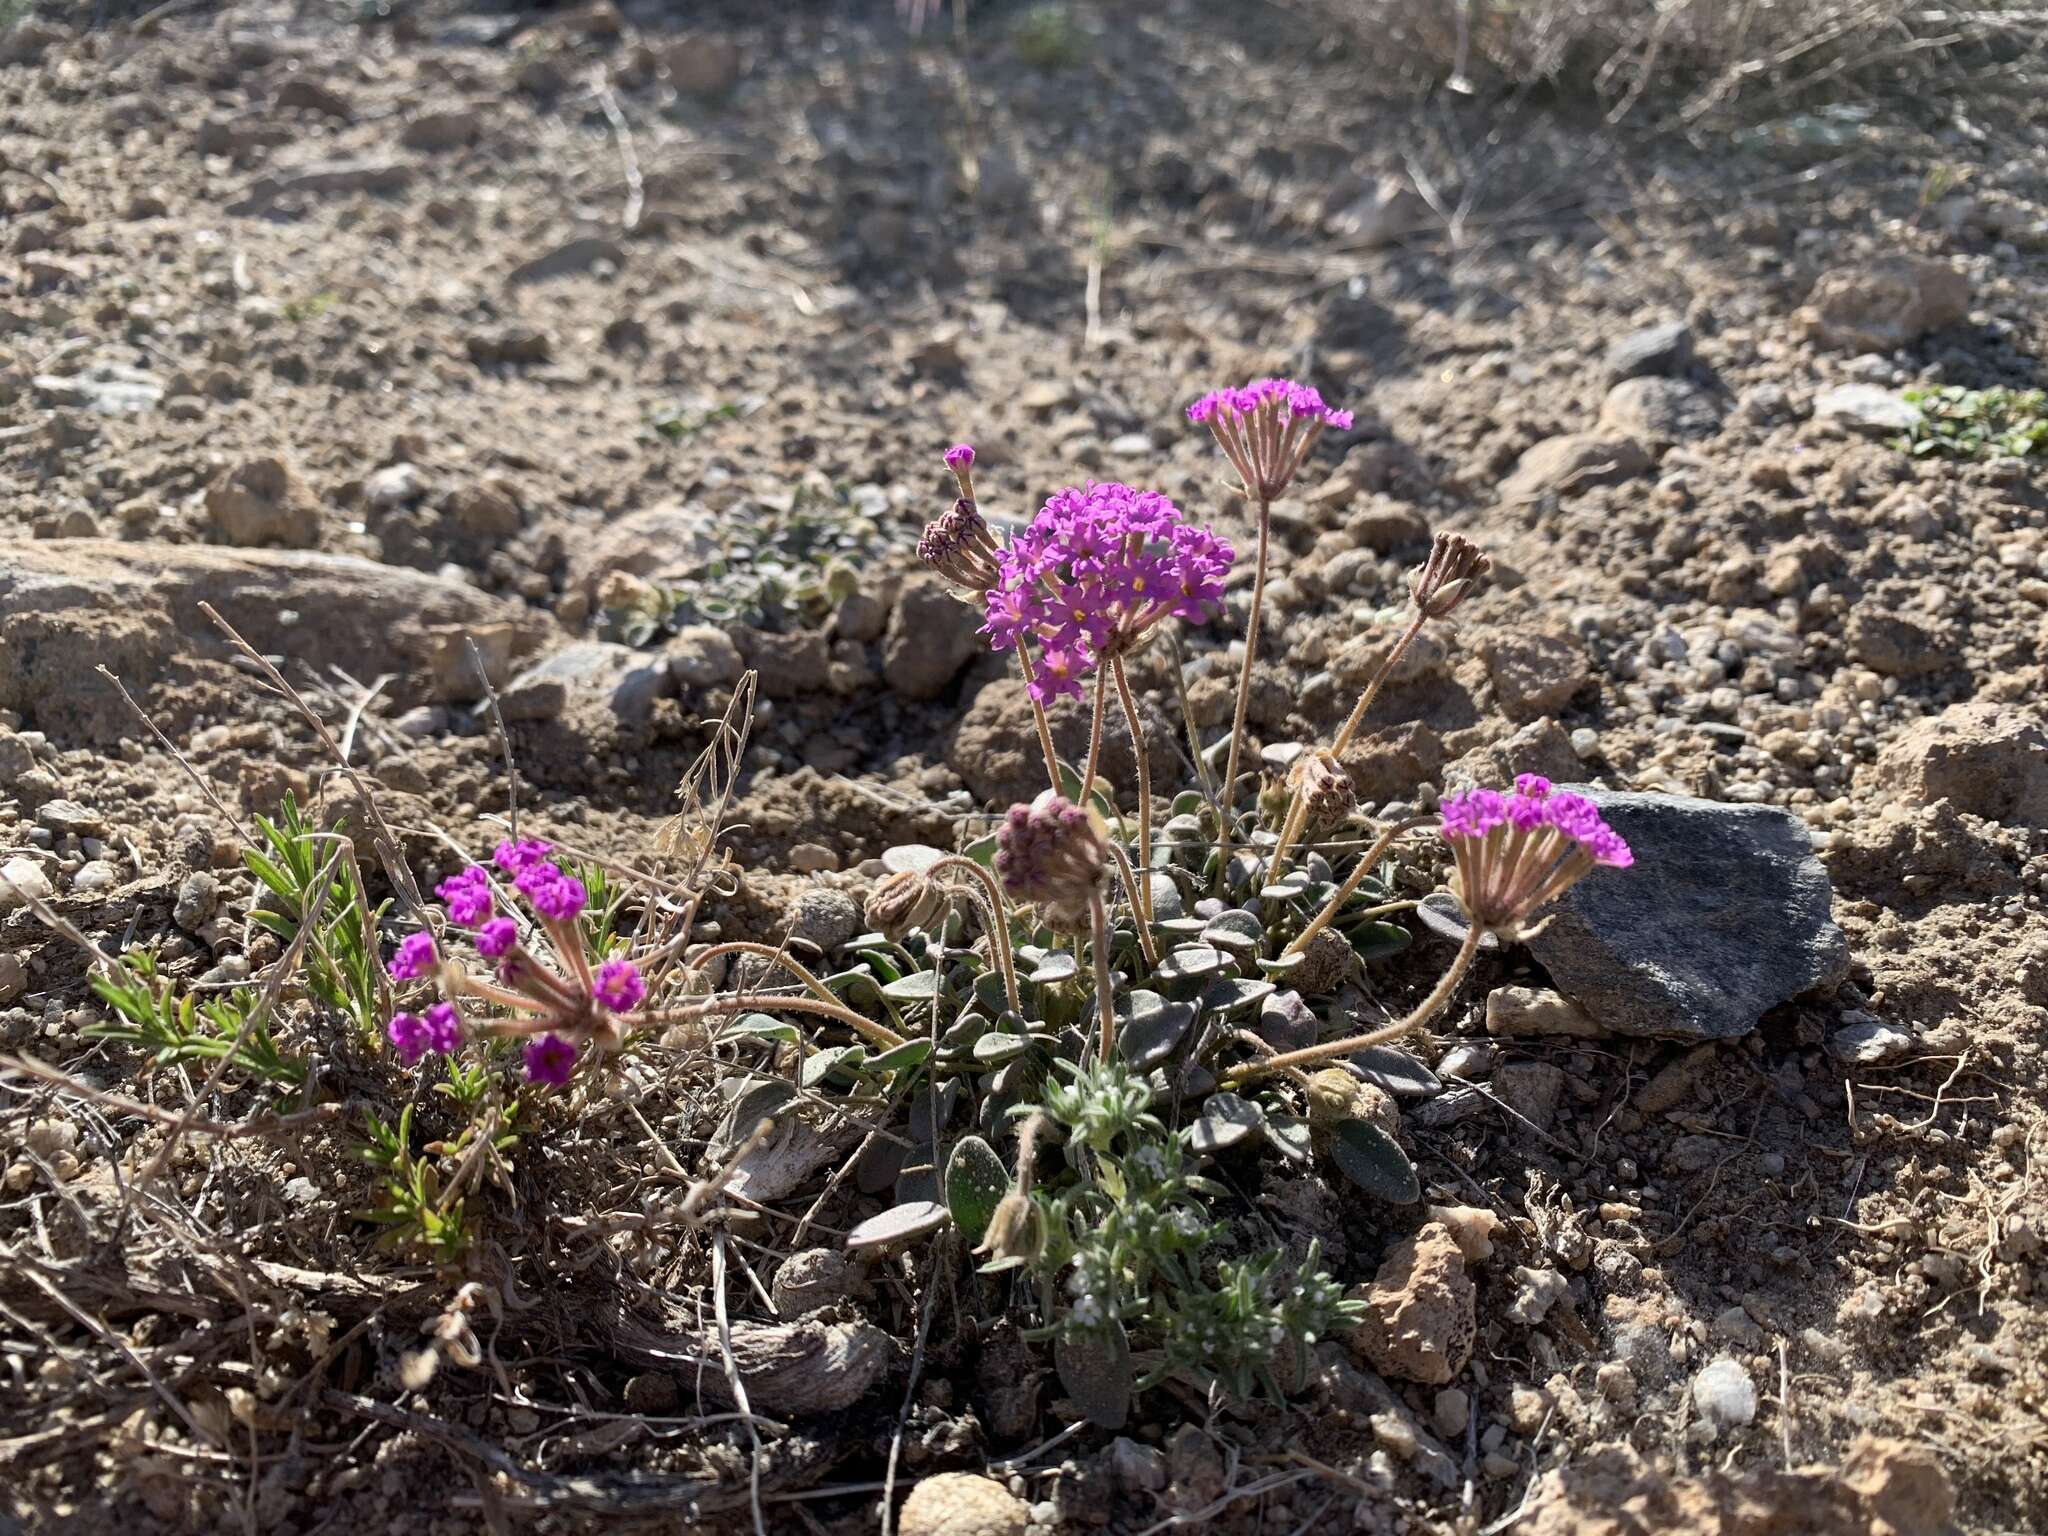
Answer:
1411;531;1490;619
1286;748;1356;831
864;868;950;942
918;498;1005;598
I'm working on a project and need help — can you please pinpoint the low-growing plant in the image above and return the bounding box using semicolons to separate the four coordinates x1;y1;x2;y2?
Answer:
244;792;387;1036
87;950;305;1095
1896;384;2046;460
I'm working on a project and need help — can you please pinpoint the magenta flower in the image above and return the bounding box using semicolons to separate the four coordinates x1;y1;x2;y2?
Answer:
524;1033;577;1087
1186;377;1352;501
386;1011;430;1065
980;483;1234;704
593;959;646;1013
493;838;553;876
515;862;587;923
475;917;518;959
388;931;437;981
944;443;974;470
421;1002;463;1054
436;866;494;927
1439;780;1631;934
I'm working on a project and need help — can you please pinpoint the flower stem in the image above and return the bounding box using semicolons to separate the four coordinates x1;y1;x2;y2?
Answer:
1089;892;1117;1066
658;992;907;1052
1332;610;1428;756
1109;654;1154;926
1225;924;1481;1087
928;855;1020;1013
1266;782;1316;881
686;942;846;1012
1082;663;1108;798
1284;815;1436;957
1105;842;1160;968
1016;641;1064;794
1214;494;1271;892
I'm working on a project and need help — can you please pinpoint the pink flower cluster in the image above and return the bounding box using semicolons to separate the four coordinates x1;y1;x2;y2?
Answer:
1185;378;1353;432
380;837;644;1087
1439;775;1633;868
980;482;1234;703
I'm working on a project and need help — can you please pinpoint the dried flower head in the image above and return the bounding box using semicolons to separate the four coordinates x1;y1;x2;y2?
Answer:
1439;775;1632;935
1186;377;1352;502
1287;748;1356;831
995;791;1111;928
980;482;1234;703
1410;532;1490;620
865;868;950;941
975;1190;1046;1268
917;498;1005;597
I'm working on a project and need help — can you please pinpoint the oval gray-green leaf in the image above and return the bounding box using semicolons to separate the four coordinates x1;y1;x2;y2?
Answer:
1055;1320;1131;1430
1147;872;1184;920
972;1031;1028;1066
1344;921;1413;964
1118;998;1195;1070
1350;1045;1441;1100
1257;950;1307;978
799;1045;861;1089
866;1038;933;1074
1029;952;1079;986
882;844;948;874
1156;944;1227;984
1202;977;1275;1018
1327;1118;1420;1203
844;1200;950;1251
1263;1111;1313;1164
1187;1091;1265;1155
944;1135;1009;1246
720;1013;799;1044
881;971;945;1003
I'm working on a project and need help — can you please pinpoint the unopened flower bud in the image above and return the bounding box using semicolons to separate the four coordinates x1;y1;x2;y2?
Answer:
865;868;949;941
1411;532;1490;619
995;791;1110;929
1287;748;1356;831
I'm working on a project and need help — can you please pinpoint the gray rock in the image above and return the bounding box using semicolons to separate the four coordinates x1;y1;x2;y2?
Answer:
508;235;624;286
0;953;25;1005
364;462;427;511
1828;1012;1914;1065
31;363;164;415
36;800;102;837
1491;1061;1565;1133
1691;1357;1757;1430
1604;320;1692;385
501;641;673;726
1524;788;1849;1040
400;109;481;152
883;575;982;701
1598;377;1721;445
70;860;119;893
0;857;54;912
789;888;858;952
173;870;220;933
1814;383;1920;434
666;625;746;689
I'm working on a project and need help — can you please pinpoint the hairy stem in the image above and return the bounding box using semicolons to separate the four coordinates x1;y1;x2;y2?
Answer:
1226;924;1481;1086
658;992;907;1052
1214;495;1271;892
1109;654;1154;925
1089;893;1117;1066
1016;642;1064;795
1266;781;1317;881
1082;663;1108;798
1331;610;1427;756
1284;815;1436;957
928;855;1020;1013
1105;843;1160;968
686;942;845;1012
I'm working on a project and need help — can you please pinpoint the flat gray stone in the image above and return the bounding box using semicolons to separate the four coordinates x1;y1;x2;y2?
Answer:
1815;383;1920;434
501;641;672;725
1524;787;1848;1040
1604;320;1692;385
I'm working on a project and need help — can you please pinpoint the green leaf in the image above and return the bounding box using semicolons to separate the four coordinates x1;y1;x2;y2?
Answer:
867;1038;934;1074
882;971;944;1003
1155;944;1227;984
845;1200;950;1251
972;1031;1029;1066
1055;1320;1132;1430
963;832;999;869
719;1013;800;1044
1327;1118;1420;1203
1263;1112;1313;1164
1187;1092;1264;1155
1115;991;1193;1070
1028;952;1078;986
944;1135;1009;1246
1343;921;1413;964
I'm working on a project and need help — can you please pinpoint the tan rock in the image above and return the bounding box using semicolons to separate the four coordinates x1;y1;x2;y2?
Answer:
898;1472;1029;1536
1499;433;1649;502
1874;701;2048;825
1485;631;1589;721
1801;258;1971;353
1486;985;1606;1038
1345;1221;1476;1385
